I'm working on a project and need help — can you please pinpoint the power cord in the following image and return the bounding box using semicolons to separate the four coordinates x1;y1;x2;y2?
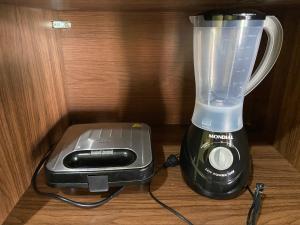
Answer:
149;154;265;225
246;183;265;225
32;149;124;208
33;149;264;224
149;154;194;225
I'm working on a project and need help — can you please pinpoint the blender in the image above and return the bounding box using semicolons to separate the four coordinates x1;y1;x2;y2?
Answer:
180;10;283;199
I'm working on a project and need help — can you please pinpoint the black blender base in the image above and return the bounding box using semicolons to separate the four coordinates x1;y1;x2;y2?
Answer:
181;169;249;200
180;124;251;199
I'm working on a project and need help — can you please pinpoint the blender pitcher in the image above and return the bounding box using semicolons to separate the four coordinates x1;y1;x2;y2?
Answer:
191;11;283;132
180;10;283;199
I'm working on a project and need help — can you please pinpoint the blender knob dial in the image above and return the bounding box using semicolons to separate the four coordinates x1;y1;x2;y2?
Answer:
209;147;233;171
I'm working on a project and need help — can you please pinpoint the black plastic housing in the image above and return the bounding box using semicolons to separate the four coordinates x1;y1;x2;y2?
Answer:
45;161;154;191
202;9;266;21
180;124;251;199
63;149;137;168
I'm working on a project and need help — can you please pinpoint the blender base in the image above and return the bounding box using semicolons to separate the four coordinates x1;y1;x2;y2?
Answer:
180;124;251;199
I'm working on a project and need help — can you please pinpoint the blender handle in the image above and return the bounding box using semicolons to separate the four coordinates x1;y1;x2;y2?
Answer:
245;16;283;96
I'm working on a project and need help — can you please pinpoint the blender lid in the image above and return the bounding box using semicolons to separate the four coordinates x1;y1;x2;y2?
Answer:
201;9;266;21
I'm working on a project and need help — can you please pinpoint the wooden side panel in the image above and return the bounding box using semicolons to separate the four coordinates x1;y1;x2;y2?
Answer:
0;5;68;223
274;11;300;170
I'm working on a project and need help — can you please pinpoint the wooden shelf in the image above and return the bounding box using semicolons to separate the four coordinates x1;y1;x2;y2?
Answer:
4;126;300;225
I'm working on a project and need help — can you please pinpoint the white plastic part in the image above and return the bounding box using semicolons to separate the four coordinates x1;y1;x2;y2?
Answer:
209;147;234;171
191;19;265;132
52;21;71;29
245;16;283;95
190;15;283;132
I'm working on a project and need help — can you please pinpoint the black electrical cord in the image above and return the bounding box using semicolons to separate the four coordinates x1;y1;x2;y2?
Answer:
32;148;124;208
149;154;194;225
149;154;265;225
33;148;264;224
246;183;265;225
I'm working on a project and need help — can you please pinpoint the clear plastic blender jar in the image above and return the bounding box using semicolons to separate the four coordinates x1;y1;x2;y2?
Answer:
190;12;283;132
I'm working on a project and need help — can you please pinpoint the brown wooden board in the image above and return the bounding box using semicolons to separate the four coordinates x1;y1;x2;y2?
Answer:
58;11;195;126
274;11;300;170
4;126;300;225
56;10;288;140
0;5;68;224
56;9;300;170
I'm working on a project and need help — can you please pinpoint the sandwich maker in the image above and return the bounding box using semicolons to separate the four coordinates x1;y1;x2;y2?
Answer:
45;123;154;192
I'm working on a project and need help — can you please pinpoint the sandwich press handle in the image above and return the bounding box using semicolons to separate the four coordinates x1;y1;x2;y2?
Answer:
245;16;283;96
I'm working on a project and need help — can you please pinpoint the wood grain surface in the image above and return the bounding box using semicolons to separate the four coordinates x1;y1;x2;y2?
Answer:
4;126;300;225
1;0;300;11
244;8;300;165
57;10;293;142
0;4;68;224
57;9;300;170
274;10;300;170
0;2;299;224
59;11;195;125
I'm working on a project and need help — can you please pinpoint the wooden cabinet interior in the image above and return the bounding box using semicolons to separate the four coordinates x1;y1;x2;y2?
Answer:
0;5;68;223
5;144;300;225
0;1;299;224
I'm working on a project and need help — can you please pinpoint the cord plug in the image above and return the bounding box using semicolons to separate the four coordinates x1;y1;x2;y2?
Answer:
163;154;180;168
255;183;265;194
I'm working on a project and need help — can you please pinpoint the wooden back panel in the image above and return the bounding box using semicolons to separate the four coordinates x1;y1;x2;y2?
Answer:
0;5;68;223
59;9;300;170
59;11;194;125
58;10;282;140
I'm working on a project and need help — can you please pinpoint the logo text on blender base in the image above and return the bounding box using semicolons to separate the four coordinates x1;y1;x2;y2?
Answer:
208;134;233;140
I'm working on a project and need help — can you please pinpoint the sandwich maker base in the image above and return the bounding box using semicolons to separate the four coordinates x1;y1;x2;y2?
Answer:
45;123;154;192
